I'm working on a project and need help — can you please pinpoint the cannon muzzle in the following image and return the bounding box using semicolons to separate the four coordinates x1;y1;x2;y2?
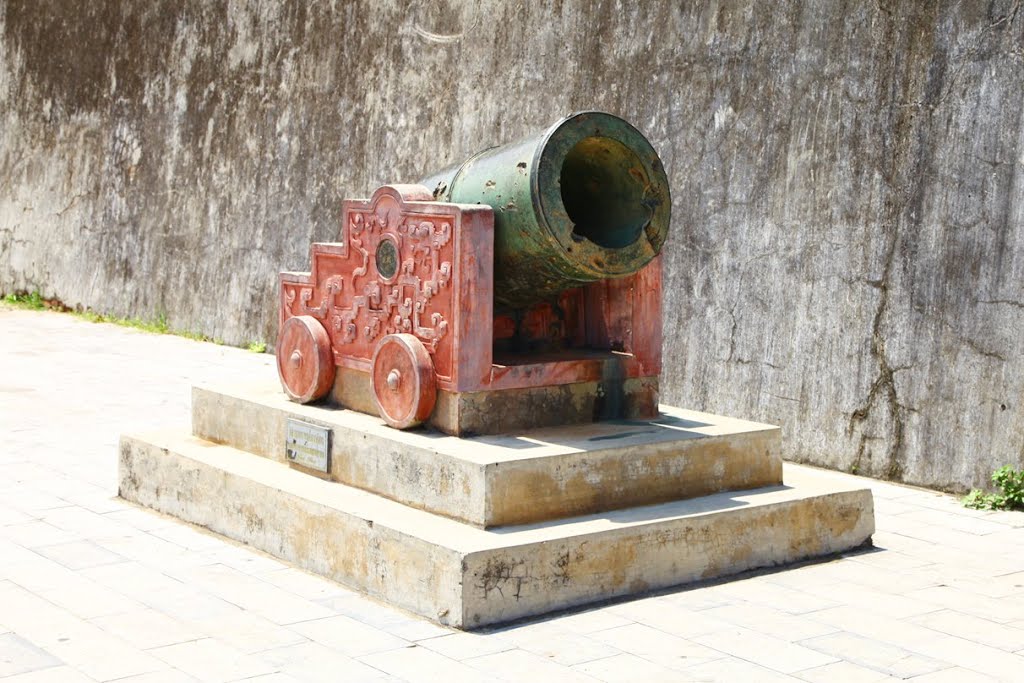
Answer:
421;111;670;308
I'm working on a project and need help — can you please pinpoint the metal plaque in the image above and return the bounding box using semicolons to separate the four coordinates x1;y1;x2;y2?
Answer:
284;419;330;473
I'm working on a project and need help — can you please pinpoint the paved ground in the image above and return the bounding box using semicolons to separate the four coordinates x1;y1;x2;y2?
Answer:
1;306;1023;682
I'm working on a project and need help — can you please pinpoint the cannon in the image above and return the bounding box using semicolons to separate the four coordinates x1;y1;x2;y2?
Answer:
276;111;671;435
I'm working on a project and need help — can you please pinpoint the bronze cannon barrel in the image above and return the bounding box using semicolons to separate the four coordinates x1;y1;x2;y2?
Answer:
420;111;671;309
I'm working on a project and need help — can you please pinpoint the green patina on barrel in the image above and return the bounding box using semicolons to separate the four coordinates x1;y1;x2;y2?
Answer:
421;111;671;309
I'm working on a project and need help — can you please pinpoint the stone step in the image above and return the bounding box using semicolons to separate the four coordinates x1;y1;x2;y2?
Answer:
192;382;783;528
118;430;874;630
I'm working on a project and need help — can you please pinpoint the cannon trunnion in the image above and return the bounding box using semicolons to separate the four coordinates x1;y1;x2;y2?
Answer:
276;112;669;435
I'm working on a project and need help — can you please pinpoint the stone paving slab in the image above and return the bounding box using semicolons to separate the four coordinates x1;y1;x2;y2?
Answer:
2;307;1024;681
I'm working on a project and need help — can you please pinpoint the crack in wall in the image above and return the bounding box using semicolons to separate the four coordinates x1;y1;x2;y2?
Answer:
846;2;941;481
847;224;907;481
978;298;1024;310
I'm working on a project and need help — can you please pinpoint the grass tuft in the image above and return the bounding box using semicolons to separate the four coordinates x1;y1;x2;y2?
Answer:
3;290;48;310
5;290;254;352
963;465;1024;511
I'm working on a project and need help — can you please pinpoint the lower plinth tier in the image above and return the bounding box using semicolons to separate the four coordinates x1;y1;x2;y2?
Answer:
117;383;874;630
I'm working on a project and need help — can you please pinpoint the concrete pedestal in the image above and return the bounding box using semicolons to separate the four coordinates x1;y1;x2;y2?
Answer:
118;382;874;629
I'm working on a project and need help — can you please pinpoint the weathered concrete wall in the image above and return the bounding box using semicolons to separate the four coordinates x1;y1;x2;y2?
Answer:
2;0;1022;491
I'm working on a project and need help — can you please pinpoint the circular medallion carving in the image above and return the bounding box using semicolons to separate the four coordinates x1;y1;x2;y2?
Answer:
371;333;436;429
375;239;399;280
276;315;335;403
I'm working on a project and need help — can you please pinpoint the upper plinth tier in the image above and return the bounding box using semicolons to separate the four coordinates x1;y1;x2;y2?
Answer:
192;381;782;528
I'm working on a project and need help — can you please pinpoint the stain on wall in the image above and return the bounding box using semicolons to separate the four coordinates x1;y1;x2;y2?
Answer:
1;0;1022;490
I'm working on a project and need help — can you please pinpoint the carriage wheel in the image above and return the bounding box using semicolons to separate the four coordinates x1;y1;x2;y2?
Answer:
371;334;436;429
276;315;335;403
